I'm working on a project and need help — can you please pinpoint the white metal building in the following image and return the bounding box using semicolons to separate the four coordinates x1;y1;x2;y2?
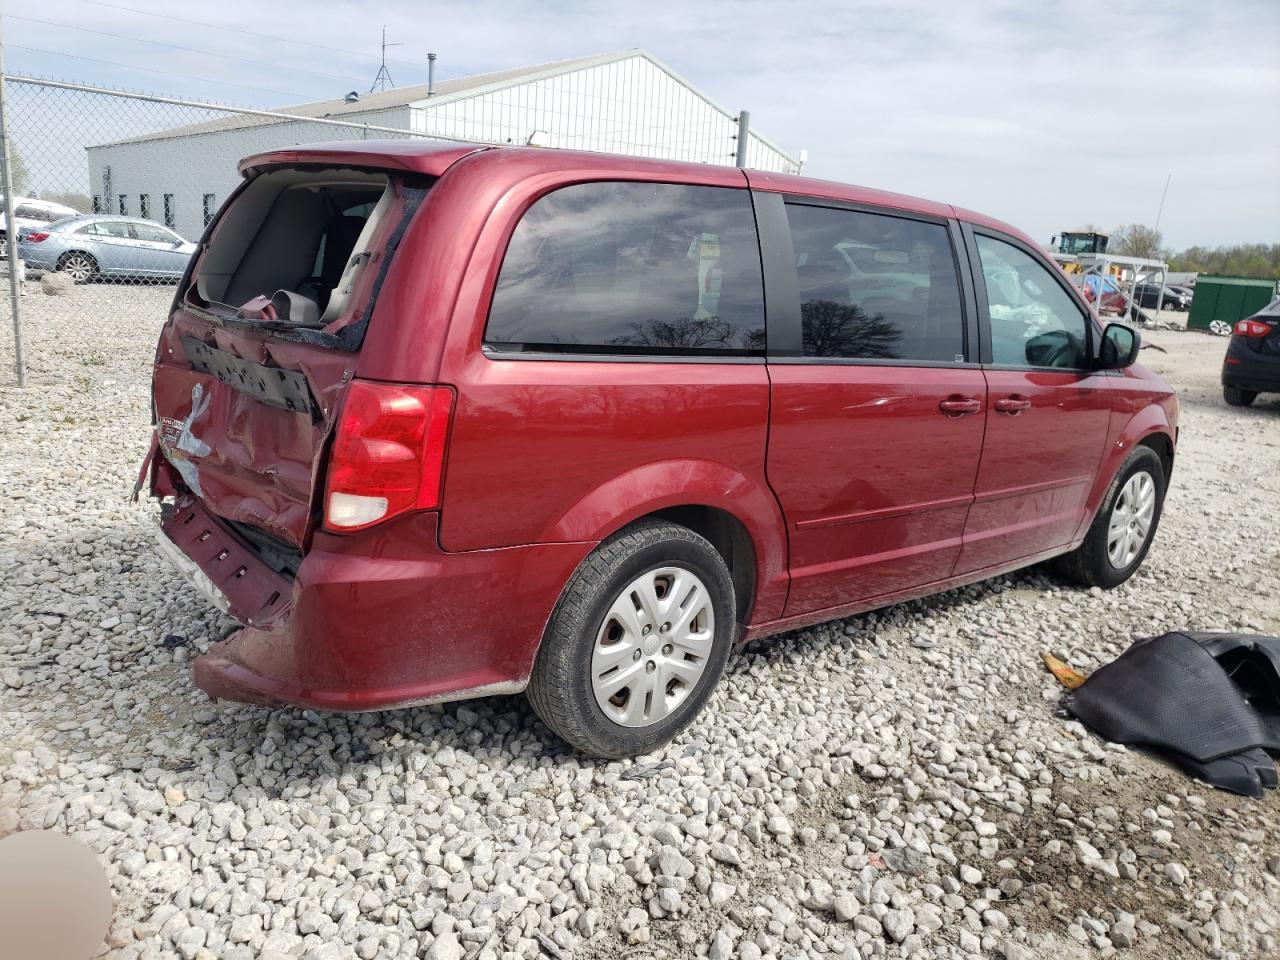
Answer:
86;50;799;239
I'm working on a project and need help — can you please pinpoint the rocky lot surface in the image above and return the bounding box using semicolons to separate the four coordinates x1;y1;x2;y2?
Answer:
1;288;1278;960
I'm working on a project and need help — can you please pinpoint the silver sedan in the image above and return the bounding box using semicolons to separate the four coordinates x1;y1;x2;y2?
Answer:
16;214;196;283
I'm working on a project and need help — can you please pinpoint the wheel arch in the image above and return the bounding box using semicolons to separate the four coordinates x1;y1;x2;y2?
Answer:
1078;408;1176;540
540;458;789;626
643;504;756;627
1136;430;1174;488
56;249;99;270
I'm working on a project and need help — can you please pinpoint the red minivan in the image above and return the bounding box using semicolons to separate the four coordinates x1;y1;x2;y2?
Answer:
143;141;1178;757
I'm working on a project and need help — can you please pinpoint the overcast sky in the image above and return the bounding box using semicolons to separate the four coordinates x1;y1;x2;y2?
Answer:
5;0;1278;248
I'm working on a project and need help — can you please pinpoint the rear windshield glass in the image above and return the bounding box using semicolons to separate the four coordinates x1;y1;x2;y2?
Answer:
188;167;427;348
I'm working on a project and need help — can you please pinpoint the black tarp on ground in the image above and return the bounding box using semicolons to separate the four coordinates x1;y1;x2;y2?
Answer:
1062;631;1280;797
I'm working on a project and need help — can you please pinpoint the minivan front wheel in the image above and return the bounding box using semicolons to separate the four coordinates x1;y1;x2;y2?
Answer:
1052;445;1166;589
528;519;735;758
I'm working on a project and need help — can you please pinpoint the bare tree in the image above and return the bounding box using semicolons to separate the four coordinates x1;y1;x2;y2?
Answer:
1111;224;1164;260
611;316;738;350
801;300;902;359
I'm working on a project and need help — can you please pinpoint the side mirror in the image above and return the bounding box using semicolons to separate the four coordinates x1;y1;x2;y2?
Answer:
1098;322;1141;369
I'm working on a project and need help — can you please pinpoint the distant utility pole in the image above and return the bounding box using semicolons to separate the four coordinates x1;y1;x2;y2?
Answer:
370;27;401;92
1153;173;1172;236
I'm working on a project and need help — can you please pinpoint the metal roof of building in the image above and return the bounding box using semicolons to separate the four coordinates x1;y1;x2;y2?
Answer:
91;49;788;155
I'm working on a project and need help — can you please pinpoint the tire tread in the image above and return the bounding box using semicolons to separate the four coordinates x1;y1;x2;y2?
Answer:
1051;446;1164;589
527;519;733;758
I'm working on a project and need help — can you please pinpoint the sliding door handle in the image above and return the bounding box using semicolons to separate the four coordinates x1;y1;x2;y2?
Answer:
938;396;982;416
994;395;1032;414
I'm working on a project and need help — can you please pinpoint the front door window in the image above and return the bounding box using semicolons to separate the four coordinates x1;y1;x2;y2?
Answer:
975;234;1089;369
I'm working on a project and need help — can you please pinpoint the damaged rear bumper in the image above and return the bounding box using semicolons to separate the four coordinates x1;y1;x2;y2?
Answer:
156;499;594;712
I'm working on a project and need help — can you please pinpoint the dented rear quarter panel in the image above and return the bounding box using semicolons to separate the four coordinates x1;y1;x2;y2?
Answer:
192;512;593;709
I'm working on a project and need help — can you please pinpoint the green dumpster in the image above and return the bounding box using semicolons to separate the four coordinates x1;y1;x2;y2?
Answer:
1187;275;1278;330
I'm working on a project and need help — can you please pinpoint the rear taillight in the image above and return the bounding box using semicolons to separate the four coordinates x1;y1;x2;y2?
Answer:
1233;319;1272;338
322;380;454;533
23;232;48;243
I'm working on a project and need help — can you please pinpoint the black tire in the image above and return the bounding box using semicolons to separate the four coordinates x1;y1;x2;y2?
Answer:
1223;385;1257;407
527;519;735;758
58;252;98;284
1052;446;1166;589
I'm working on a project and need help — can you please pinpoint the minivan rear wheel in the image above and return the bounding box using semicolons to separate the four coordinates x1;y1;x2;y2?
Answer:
527;519;735;758
1051;445;1165;589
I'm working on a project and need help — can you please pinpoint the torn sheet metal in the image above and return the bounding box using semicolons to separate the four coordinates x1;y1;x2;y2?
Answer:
181;335;317;416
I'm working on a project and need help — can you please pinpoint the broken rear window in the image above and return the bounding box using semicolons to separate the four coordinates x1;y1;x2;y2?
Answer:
187;166;430;349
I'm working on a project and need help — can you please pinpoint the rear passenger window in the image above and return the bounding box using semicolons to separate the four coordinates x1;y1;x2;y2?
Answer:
97;222;132;239
785;204;965;362
486;182;764;354
975;234;1089;369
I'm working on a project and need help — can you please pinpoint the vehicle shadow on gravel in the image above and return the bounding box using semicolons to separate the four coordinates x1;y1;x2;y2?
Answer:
7;516;1086;802
187;569;1048;790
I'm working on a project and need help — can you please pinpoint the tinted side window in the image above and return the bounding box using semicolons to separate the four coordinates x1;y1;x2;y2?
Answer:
132;222;175;243
785;204;964;362
486;182;764;354
975;234;1089;369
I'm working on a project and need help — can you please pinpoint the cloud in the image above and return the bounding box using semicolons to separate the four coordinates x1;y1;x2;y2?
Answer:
6;0;1278;246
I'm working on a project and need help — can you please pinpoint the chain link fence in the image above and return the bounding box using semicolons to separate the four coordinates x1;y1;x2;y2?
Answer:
0;74;476;387
0;69;768;387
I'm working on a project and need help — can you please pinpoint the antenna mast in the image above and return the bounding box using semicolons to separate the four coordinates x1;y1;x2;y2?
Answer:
370;26;402;92
1153;173;1172;236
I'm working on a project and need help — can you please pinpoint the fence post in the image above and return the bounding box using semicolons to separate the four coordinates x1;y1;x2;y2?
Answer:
735;110;750;168
0;41;25;387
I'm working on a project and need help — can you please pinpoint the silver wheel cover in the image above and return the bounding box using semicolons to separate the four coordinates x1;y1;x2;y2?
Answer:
590;565;715;728
65;257;92;281
1107;470;1156;569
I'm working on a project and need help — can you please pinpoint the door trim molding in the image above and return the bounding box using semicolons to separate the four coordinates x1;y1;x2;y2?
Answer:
795;492;974;530
971;473;1092;504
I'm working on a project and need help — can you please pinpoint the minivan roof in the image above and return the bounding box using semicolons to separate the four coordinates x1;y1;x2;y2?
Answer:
237;140;1036;246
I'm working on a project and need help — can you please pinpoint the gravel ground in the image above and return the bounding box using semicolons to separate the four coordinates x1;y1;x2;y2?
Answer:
1;285;1278;960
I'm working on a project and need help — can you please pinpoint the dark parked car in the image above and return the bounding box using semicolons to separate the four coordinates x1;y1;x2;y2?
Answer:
17;214;195;282
1222;298;1280;406
141;142;1179;757
1134;283;1191;311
